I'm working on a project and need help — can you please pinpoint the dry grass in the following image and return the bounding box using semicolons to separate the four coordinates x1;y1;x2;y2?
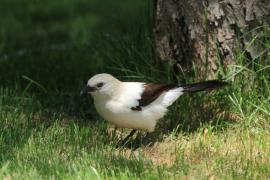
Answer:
110;124;270;179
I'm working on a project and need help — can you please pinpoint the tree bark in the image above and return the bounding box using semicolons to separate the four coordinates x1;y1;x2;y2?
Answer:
154;0;270;79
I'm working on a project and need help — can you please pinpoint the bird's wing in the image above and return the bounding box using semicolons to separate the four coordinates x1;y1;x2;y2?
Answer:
130;83;177;111
126;80;227;111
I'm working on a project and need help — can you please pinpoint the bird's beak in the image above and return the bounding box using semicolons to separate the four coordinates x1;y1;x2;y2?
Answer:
80;86;97;96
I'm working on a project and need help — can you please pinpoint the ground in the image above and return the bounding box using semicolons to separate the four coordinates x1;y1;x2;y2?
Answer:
0;0;270;179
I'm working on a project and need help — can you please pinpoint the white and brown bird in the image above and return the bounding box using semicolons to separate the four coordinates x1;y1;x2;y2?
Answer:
80;73;227;139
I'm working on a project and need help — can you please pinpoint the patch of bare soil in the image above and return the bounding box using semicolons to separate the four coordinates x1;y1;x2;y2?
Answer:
140;138;178;166
116;137;179;166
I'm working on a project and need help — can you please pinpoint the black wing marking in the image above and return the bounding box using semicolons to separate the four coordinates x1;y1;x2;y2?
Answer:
130;79;227;111
131;83;177;111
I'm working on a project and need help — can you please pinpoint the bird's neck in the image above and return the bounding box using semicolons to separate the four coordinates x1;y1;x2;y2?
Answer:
92;82;122;103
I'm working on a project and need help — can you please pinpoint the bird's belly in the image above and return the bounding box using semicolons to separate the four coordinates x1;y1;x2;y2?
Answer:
95;102;160;132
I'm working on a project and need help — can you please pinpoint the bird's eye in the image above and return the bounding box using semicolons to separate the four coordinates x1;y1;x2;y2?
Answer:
96;82;104;88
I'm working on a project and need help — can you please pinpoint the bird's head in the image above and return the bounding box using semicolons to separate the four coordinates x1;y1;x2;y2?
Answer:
80;73;120;99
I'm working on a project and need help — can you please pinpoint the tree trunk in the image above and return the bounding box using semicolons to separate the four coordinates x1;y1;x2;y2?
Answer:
154;0;270;79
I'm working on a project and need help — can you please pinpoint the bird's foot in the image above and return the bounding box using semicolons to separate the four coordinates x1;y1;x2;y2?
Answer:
116;130;137;148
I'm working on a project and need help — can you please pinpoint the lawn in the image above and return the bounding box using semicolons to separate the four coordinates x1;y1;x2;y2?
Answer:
0;0;270;179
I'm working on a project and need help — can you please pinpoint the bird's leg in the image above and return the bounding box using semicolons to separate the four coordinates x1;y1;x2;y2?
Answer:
121;130;137;144
109;127;118;141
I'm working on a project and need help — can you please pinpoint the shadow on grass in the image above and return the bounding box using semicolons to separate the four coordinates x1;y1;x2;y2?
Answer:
0;1;236;171
0;0;151;171
0;0;149;119
112;87;233;150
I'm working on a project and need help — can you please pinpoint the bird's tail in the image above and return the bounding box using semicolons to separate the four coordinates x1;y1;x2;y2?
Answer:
180;80;228;93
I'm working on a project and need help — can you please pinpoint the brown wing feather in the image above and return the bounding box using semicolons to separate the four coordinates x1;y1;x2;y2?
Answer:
130;80;227;111
131;83;177;111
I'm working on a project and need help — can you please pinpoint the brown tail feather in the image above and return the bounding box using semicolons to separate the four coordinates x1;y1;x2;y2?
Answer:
181;80;228;93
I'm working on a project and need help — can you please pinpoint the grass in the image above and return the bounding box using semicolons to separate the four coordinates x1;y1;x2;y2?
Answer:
0;0;270;179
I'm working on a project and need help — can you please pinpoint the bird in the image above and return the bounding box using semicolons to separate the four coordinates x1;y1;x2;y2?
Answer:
80;73;227;141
